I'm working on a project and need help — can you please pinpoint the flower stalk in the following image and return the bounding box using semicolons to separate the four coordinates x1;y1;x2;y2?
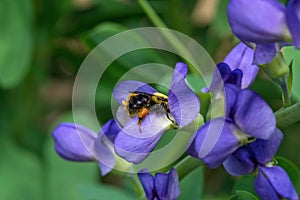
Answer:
137;0;198;74
174;155;203;180
260;52;291;107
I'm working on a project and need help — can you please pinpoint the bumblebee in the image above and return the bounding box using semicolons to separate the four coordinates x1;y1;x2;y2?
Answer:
122;91;173;131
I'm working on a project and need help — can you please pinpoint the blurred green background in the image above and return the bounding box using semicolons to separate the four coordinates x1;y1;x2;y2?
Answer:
0;0;299;199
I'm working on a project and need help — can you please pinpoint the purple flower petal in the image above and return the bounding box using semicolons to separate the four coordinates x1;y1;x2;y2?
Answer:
227;69;243;87
188;118;240;168
255;167;280;200
116;106;132;127
52;123;96;161
98;161;114;176
256;166;299;200
208;63;231;94
224;43;259;88
233;89;276;140
155;168;180;200
113;80;157;104
138;171;155;200
225;84;239;118
228;0;288;43
248;128;283;164
223;146;255;176
102;119;121;142
168;62;200;127
114;112;172;164
253;43;277;65
94;132;116;176
286;0;300;48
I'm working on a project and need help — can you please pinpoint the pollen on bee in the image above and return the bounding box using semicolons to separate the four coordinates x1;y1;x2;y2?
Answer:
122;100;127;109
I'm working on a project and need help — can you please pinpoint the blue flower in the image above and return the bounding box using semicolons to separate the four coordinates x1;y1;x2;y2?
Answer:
52;119;120;176
112;62;200;164
223;128;299;200
227;0;300;64
138;168;180;200
188;64;276;168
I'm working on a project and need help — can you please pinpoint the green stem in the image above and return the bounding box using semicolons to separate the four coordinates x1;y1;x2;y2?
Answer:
137;0;198;74
174;155;203;180
279;76;291;107
137;0;167;28
260;52;291;107
275;102;300;129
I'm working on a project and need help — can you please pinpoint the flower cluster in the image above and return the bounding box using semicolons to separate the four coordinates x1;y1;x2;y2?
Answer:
188;61;298;199
51;2;300;199
53;62;200;199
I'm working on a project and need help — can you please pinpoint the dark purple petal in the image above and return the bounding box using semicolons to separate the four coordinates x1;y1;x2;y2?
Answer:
248;128;283;165
209;63;231;94
113;80;157;104
209;63;243;96
168;62;200;127
224;84;239;118
114;112;172;164
286;0;300;48
101;119;121;142
217;62;232;80
138;171;155;200
223;146;255;176
52;123;96;161
227;69;243;88
253;43;277;65
257;166;299;200
188;118;240;168
155;168;180;200
228;0;288;43
224;43;259;88
233;89;276;140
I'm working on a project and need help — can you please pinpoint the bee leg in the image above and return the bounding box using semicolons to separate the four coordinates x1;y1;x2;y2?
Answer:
165;108;175;123
137;119;142;132
138;108;149;132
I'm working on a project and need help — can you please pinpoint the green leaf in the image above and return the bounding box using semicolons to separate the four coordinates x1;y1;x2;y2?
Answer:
79;183;133;200
276;156;300;194
232;175;256;195
0;0;34;88
83;22;128;47
178;166;204;200
282;46;300;99
230;190;259;200
186;74;207;94
0;136;42;200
